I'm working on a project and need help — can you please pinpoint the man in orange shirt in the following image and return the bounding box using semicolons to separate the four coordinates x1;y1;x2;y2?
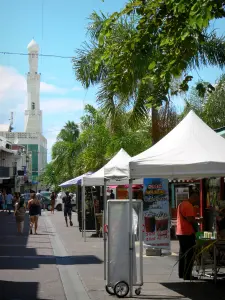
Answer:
176;192;201;280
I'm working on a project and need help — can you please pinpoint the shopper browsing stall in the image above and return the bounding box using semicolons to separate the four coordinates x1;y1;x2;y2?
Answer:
62;191;73;227
176;192;202;280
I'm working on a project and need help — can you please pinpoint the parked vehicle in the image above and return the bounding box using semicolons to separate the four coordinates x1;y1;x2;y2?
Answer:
21;191;76;212
40;191;64;211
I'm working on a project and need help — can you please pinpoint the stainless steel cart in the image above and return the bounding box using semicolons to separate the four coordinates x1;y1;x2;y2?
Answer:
105;200;143;298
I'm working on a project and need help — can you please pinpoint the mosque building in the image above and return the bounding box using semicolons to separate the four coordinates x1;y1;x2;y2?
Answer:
0;39;47;189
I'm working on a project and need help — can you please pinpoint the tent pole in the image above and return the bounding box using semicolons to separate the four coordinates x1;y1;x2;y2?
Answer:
82;184;86;242
81;184;84;237
103;178;107;280
129;178;133;297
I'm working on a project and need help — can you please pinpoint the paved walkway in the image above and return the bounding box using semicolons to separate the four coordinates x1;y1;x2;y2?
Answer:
1;210;225;300
48;212;225;300
0;210;88;300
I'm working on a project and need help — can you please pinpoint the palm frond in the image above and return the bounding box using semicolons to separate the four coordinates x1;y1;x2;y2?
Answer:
189;31;225;70
72;42;106;88
87;11;108;40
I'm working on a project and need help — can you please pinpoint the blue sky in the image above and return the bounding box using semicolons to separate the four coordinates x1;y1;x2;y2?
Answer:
0;0;225;161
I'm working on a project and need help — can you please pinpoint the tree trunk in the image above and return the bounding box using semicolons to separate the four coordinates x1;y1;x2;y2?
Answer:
151;107;160;145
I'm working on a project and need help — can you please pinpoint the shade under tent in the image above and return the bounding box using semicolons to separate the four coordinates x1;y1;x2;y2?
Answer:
126;110;225;296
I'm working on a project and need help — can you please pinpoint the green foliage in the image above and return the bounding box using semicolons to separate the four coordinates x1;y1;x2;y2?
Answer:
181;74;225;128
57;121;79;143
40;121;81;189
41;102;180;187
99;0;225;102
75;104;152;173
73;5;225;144
38;163;58;191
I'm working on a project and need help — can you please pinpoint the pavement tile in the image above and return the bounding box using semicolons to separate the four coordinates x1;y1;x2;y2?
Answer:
0;211;66;300
49;211;225;300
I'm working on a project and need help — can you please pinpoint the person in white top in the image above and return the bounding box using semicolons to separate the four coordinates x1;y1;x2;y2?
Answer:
6;191;13;214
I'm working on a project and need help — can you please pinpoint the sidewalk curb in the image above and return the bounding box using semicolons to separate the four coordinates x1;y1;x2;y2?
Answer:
43;212;91;300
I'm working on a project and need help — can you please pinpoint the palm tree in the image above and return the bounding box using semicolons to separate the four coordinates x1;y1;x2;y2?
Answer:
73;11;225;144
51;121;80;180
57;121;80;143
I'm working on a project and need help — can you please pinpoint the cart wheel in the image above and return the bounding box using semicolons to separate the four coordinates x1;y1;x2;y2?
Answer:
114;281;129;298
105;284;115;295
135;288;141;296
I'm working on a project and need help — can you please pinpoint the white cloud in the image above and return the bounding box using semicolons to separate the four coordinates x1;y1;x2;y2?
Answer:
0;66;69;100
0;66;26;101
40;82;68;94
0;66;84;119
72;86;83;91
43;126;62;161
41;98;84;113
17;98;84;114
0;65;85;160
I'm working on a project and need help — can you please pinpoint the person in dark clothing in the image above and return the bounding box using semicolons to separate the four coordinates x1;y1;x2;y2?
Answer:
62;191;73;227
50;191;56;214
176;192;201;280
109;190;115;199
28;193;41;235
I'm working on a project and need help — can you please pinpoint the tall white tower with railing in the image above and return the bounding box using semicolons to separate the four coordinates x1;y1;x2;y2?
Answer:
25;39;42;133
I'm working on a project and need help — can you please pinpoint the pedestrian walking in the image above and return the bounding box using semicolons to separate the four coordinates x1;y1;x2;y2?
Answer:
13;192;18;212
50;191;56;214
2;189;7;212
176;192;202;280
36;192;42;215
14;195;26;234
28;193;40;234
6;190;13;214
62;191;73;227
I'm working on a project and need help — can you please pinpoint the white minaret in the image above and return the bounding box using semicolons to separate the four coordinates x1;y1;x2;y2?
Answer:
24;39;42;133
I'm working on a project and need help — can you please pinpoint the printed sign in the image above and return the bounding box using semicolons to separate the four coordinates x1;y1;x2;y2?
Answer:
143;178;170;250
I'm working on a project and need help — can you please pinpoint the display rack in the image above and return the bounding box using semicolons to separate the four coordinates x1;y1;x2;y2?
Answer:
105;199;143;298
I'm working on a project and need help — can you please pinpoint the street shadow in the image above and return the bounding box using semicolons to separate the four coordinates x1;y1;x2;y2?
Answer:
0;255;103;270
161;280;225;300
0;213;41;270
131;296;183;300
57;255;103;265
0;280;39;300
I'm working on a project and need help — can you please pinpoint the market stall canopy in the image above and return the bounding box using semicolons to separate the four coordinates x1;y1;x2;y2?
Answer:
130;110;225;179
59;172;92;187
82;148;142;186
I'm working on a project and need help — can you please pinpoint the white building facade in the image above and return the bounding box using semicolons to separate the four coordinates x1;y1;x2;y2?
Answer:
0;136;26;192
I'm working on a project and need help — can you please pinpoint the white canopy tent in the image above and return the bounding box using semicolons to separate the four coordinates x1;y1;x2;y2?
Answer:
82;148;142;186
127;110;225;295
59;172;92;187
81;148;142;241
130;110;225;179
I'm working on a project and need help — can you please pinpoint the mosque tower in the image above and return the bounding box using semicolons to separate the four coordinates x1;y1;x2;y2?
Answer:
24;39;42;133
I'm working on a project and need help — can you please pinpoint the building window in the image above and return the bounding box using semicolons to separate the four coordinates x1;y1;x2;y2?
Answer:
31;102;35;110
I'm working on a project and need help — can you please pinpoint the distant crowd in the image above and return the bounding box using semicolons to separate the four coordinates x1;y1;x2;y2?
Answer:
0;189;74;233
0;189;57;235
0;189;15;214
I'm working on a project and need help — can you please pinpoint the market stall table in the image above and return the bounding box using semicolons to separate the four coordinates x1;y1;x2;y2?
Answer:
195;235;225;283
